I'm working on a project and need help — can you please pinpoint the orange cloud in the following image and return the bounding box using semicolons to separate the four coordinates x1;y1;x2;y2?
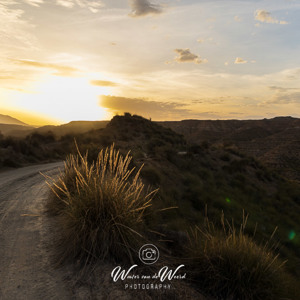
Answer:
100;95;190;120
90;80;118;87
12;59;79;76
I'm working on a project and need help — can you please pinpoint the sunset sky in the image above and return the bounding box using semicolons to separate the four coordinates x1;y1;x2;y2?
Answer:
0;0;300;125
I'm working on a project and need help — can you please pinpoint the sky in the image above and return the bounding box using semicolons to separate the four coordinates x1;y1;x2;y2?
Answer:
0;0;299;125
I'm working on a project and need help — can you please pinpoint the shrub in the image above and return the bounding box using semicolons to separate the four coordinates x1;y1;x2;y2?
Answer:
185;214;296;300
220;153;230;162
141;165;161;186
98;134;113;147
3;157;21;168
45;144;157;265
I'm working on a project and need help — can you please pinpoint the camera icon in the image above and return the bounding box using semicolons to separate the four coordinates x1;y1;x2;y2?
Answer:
139;244;159;265
142;248;156;261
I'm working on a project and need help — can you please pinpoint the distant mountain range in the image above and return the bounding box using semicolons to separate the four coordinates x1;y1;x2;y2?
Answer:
0;114;28;126
0;114;35;136
0;114;108;138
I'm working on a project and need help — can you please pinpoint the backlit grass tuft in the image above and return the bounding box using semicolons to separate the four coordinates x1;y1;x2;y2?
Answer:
46;144;157;264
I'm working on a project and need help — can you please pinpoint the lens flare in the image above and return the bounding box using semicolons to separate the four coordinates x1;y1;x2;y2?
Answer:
288;230;296;240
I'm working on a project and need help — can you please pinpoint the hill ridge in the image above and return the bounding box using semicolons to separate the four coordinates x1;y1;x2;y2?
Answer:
0;114;28;126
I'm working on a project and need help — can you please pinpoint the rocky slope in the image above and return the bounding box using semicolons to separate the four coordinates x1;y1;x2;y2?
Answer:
159;117;300;181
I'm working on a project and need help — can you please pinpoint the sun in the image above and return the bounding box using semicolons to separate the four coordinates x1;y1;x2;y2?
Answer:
14;76;112;123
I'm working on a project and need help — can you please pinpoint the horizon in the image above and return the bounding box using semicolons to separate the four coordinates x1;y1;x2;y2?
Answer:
1;0;300;125
1;111;298;127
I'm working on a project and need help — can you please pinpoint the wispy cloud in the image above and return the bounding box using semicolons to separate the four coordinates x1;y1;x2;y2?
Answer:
267;86;300;104
90;80;118;87
12;59;79;76
234;57;247;64
174;49;208;64
23;0;104;12
283;68;300;80
23;0;44;7
100;95;190;119
270;92;300;104
269;86;299;93
55;0;74;8
255;10;288;25
74;0;104;13
0;76;16;81
129;0;163;17
0;2;37;51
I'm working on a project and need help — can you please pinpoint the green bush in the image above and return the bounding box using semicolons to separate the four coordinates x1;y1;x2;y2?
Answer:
46;144;157;265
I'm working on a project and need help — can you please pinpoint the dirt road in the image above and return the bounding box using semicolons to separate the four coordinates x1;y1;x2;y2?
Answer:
0;162;73;300
0;162;207;300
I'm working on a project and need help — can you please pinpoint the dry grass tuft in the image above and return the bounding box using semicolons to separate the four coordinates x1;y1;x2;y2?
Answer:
185;213;296;300
45;144;157;265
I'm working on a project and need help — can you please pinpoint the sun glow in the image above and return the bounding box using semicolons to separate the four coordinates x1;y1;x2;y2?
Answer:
14;76;112;123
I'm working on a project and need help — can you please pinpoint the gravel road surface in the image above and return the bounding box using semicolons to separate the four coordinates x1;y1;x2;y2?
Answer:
0;162;73;300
